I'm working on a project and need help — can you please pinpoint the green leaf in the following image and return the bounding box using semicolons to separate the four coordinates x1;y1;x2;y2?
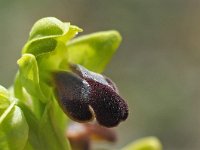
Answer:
66;30;122;73
121;137;162;150
0;102;29;150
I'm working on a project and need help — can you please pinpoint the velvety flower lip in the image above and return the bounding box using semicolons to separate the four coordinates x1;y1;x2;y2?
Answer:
70;64;128;127
53;64;128;127
86;78;128;127
53;71;94;122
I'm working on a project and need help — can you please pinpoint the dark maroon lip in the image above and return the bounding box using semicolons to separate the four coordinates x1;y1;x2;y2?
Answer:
53;64;128;127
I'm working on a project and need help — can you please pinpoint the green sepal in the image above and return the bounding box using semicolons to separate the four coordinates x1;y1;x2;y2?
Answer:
66;30;122;73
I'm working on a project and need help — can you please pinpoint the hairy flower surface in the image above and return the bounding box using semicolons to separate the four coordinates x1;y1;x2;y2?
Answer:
53;64;128;127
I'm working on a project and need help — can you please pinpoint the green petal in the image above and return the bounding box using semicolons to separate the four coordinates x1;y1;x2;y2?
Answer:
17;54;46;103
121;137;162;150
66;30;122;73
22;17;82;56
29;17;68;40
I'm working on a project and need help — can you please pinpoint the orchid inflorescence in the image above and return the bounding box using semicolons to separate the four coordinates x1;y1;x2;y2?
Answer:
0;17;162;150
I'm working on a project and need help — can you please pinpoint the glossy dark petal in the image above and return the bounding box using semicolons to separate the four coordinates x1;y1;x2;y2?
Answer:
53;71;94;122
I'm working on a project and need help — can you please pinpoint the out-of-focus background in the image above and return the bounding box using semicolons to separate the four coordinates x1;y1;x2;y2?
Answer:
1;0;200;149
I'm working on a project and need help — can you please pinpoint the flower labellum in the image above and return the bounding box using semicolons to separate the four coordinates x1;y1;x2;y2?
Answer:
53;72;93;122
53;64;128;127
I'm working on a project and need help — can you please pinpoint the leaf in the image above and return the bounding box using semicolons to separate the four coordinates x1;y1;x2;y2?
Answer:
0;102;29;150
121;137;162;150
66;30;122;73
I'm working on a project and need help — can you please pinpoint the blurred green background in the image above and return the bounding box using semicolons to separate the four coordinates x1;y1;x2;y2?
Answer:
0;0;200;149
